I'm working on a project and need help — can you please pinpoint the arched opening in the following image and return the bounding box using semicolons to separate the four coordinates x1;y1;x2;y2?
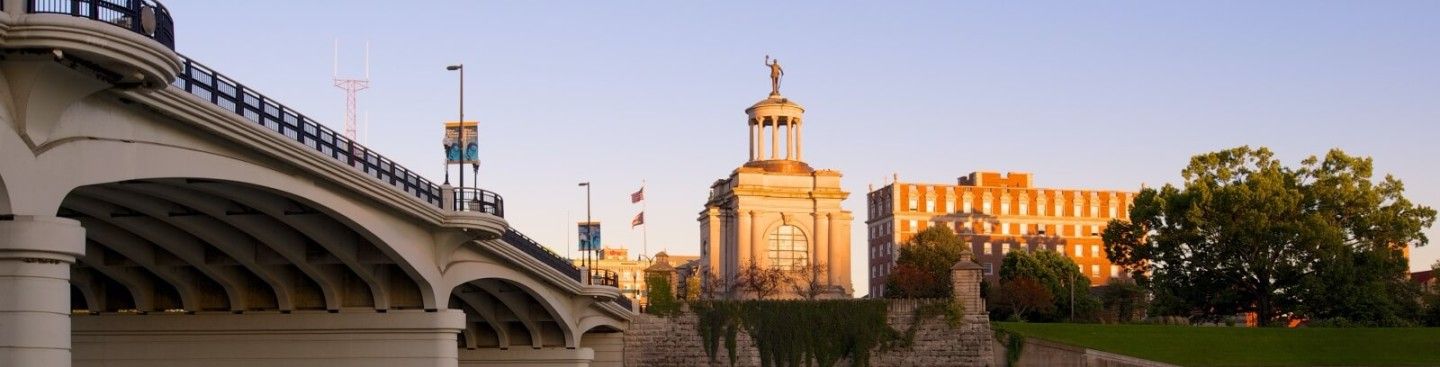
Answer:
59;178;428;313
449;278;573;350
767;224;808;271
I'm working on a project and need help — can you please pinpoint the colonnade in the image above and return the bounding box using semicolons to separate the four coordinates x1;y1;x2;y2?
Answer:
748;116;803;162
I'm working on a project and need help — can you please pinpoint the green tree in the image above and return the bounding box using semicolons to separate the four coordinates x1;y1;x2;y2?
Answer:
1103;147;1435;326
996;276;1055;321
998;249;1093;321
884;225;969;298
645;274;679;315
1100;278;1147;323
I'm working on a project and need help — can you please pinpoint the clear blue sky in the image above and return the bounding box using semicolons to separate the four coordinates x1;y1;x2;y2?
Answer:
167;1;1440;296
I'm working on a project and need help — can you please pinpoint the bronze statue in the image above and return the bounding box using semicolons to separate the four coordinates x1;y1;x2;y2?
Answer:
765;55;784;96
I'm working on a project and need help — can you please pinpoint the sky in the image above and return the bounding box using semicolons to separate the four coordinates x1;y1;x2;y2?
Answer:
165;1;1440;296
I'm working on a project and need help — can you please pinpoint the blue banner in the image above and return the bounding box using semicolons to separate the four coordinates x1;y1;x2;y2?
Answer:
578;222;601;251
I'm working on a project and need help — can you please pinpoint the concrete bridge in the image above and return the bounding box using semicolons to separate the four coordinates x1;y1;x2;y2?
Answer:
0;1;631;366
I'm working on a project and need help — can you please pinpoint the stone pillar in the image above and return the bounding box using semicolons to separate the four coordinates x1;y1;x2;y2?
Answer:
749;211;763;269
769;118;778;160
0;215;86;367
785;120;794;160
737;211;751;271
951;252;986;315
440;184;455;211
814;213;830;286
795;119;803;161
706;209;721;282
748;123;757;161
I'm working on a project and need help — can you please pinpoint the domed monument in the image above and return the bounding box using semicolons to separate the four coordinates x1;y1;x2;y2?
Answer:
698;57;853;299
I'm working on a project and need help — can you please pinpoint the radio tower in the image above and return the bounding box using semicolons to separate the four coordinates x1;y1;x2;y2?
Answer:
333;40;369;142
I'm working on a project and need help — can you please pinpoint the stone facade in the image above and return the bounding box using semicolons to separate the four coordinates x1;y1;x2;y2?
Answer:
623;300;994;367
698;91;853;299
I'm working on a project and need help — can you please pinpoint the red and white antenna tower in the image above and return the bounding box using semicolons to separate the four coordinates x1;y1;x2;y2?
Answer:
333;40;370;141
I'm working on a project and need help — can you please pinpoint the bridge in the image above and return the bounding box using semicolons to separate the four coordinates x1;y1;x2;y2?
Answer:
0;1;631;366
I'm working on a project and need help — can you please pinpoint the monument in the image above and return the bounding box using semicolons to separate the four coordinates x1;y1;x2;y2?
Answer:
697;58;853;298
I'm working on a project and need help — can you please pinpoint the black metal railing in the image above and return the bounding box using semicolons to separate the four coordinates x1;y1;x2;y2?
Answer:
28;0;175;49
171;57;457;209
454;187;503;217
588;268;619;287
615;295;633;310
501;229;582;282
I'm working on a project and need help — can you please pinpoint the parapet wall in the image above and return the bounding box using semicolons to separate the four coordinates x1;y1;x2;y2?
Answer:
624;299;993;367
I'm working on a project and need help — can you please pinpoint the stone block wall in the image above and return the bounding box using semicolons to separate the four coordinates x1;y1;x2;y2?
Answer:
623;300;993;367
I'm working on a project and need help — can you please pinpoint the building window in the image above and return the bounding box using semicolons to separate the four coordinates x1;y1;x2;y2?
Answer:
963;195;973;213
983;263;994;275
1110;265;1120;277
1002;243;1011;254
1091;245;1100;257
945;198;955;214
983;242;992;255
983;198;993;214
767;225;809;271
1108;206;1117;218
1001;201;1010;215
1074;245;1083;257
925;198;935;212
1020;223;1029;235
1091;265;1100;277
1001;222;1010;235
1019;242;1028;252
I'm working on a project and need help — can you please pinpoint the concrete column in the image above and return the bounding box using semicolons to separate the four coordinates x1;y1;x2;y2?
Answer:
706;209;721;282
755;120;766;161
795;119;803;161
748;123;756;161
814;213;830;287
769;118;778;160
0;215;86;367
827;213;844;294
737;211;751;271
750;211;766;270
785;121;794;160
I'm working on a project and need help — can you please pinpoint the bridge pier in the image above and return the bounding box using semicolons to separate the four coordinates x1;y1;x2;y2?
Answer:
0;215;86;367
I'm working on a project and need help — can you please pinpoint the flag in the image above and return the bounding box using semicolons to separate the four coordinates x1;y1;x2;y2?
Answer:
631;212;644;228
631;187;644;203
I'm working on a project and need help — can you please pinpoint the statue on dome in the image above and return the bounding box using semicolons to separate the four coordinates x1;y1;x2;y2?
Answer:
765;55;784;96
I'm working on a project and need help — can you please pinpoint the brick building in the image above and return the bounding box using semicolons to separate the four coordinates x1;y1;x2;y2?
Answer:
865;171;1135;297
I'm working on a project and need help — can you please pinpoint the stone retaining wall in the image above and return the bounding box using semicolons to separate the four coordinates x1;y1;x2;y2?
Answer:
623;299;993;367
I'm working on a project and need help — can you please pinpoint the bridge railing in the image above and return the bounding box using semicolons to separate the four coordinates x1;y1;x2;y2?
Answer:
501;229;583;282
172;58;455;208
615;295;633;311
453;187;503;217
28;0;175;49
588;268;619;287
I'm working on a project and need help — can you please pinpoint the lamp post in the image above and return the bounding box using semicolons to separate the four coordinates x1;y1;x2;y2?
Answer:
578;182;591;271
446;64;464;195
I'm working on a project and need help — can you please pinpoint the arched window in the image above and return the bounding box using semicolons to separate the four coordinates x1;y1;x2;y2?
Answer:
767;225;809;271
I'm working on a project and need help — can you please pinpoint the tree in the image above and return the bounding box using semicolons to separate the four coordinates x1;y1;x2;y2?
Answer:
884;225;969;298
645;274;680;315
998;249;1093;321
737;263;789;300
1100;279;1147;323
996;276;1055;321
788;263;831;300
1103;147;1435;326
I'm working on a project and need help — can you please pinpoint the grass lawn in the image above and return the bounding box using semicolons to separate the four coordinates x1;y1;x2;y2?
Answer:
993;322;1440;366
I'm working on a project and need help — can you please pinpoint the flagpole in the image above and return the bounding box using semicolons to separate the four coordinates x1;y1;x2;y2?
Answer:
642;180;649;261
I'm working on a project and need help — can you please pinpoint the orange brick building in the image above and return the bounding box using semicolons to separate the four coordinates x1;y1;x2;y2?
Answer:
865;171;1135;297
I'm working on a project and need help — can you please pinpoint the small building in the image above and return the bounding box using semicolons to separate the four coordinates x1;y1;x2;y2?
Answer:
572;248;697;307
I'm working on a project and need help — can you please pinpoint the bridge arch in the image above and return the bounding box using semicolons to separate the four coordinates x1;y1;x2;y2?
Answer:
443;260;585;349
60;176;439;313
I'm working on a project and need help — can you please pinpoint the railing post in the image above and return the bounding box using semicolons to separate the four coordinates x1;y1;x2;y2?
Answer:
440;184;455;211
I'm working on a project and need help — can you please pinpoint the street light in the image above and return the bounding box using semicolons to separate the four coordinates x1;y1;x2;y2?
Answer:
578;182;591;271
446;64;465;192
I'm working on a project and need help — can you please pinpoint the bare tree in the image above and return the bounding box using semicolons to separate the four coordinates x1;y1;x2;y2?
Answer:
738;263;789;300
789;263;830;300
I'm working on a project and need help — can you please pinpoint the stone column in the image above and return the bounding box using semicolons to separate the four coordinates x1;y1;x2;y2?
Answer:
785;120;794;160
795;119;803;161
0;215;86;367
748;123;755;161
737;211;751;270
750;211;764;270
951;253;986;315
769;118;778;160
814;213;830;287
826;213;841;292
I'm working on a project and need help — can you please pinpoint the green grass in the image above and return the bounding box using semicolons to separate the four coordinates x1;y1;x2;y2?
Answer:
993;322;1440;366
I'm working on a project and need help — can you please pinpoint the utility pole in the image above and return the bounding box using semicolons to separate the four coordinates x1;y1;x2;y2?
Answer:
579;182;592;271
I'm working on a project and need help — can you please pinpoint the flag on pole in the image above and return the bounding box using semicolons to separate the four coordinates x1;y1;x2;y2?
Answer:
631;212;644;228
631;187;644;203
